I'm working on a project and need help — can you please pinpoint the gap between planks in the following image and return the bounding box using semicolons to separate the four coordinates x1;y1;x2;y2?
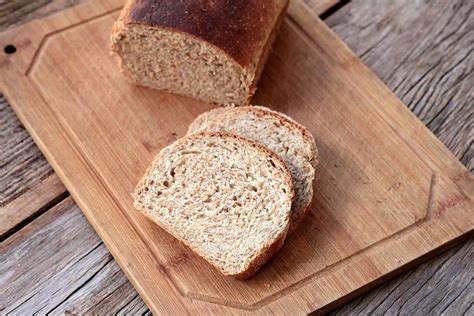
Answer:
0;174;68;241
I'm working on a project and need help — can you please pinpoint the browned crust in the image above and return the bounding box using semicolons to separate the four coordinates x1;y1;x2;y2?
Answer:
133;131;294;278
245;1;289;104
288;192;320;234
288;200;312;234
286;180;314;233
114;0;288;68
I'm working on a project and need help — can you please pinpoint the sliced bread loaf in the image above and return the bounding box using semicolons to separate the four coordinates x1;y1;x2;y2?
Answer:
111;0;289;105
134;132;294;278
187;106;317;231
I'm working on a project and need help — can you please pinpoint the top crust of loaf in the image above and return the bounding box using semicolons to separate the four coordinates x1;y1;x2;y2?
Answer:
115;0;288;67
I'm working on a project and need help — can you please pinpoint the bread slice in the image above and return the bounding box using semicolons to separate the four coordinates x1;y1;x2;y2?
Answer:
111;0;289;105
187;106;317;231
134;132;294;279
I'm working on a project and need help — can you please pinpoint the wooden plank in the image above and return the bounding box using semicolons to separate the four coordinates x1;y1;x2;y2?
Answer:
0;173;66;240
325;0;473;171
0;197;146;315
0;0;469;314
0;95;56;207
330;238;474;315
0;0;86;31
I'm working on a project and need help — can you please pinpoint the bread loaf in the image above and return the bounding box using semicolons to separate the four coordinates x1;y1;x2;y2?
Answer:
134;132;294;278
111;0;289;105
188;106;317;231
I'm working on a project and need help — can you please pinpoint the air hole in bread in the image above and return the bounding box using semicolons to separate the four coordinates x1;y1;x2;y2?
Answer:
269;160;276;168
182;149;201;155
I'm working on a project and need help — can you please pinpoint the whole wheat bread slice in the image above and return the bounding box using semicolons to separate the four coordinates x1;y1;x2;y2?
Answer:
134;132;294;279
187;106;317;231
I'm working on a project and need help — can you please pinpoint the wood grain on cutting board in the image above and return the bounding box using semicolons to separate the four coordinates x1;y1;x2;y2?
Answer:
0;0;472;314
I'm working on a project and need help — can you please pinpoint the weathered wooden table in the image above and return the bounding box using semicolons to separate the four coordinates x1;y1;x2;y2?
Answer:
1;0;472;314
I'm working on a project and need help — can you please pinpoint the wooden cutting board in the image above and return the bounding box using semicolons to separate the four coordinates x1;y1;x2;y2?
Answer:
1;0;472;313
